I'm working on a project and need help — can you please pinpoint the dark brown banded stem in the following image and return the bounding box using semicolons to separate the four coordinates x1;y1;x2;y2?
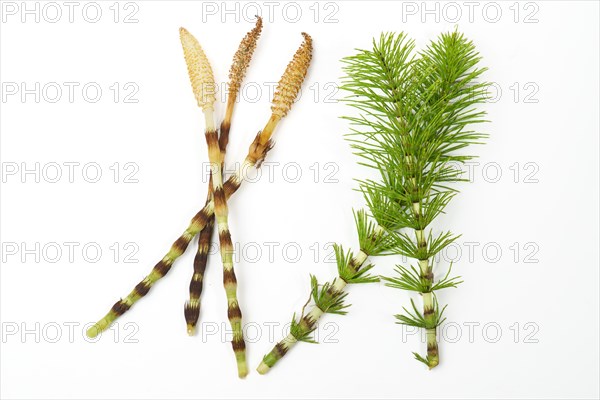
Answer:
205;124;248;378
219;120;231;152
86;231;194;338
184;195;215;335
185;117;232;336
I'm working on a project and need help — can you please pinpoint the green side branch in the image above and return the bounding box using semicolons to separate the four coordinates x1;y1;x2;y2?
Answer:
257;211;394;374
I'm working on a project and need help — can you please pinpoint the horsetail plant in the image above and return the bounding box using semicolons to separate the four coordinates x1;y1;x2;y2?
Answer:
86;29;313;349
185;17;263;338
341;31;489;369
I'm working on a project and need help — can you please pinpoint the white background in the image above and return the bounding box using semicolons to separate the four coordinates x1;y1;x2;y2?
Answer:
1;1;598;399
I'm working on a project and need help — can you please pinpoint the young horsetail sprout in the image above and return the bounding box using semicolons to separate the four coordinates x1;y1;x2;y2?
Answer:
86;32;313;341
342;31;489;369
257;209;396;374
185;17;263;337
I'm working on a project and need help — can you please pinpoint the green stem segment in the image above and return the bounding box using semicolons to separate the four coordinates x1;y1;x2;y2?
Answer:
415;204;438;369
421;289;438;368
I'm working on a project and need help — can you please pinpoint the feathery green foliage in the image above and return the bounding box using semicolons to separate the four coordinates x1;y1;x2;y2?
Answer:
342;31;487;227
341;29;489;369
384;262;463;293
353;209;397;255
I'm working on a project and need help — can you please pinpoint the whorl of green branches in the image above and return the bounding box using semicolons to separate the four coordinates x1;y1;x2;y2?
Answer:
289;313;317;344
334;243;379;284
310;275;350;315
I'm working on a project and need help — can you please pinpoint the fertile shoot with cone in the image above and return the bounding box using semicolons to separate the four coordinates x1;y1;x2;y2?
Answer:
260;32;313;144
184;17;263;338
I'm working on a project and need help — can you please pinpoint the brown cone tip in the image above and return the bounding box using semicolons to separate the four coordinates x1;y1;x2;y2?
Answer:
271;32;313;119
228;16;263;98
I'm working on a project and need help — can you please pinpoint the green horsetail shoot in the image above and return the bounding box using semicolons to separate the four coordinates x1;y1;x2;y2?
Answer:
343;30;489;369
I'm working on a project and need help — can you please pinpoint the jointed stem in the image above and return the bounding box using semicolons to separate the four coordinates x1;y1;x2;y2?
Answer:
203;103;250;378
185;197;214;335
421;290;438;368
86;227;196;338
